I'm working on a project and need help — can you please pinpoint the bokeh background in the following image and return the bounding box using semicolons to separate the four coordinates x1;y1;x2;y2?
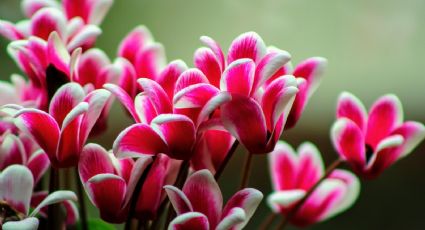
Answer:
1;0;425;229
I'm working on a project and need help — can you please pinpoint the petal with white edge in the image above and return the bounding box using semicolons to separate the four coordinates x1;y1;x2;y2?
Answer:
0;165;33;215
168;212;210;230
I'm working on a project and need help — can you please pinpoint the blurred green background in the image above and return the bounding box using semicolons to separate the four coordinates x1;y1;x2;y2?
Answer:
1;0;425;229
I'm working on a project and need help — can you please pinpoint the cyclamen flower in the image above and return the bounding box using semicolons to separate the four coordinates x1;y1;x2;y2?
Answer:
165;169;263;230
0;164;77;230
11;82;110;168
267;141;360;227
78;144;179;223
331;92;425;178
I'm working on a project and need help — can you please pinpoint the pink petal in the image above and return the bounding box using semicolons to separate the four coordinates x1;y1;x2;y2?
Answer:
134;43;166;80
21;0;59;18
216;207;245;230
221;95;268;154
118;25;153;64
86;174;126;223
268;141;299;190
47;31;71;76
30;7;66;40
267;190;305;212
252;49;291;94
200;35;225;70
174;83;220;109
366;94;403;148
221;188;263;229
123;156;153;207
63;0;91;23
227;32;267;64
168;212;210;230
183;169;223;228
392;121;425;157
134;93;158;124
196;92;232;127
78;143;115;183
336;92;368;132
0;165;33;215
174;68;209;94
286;57;327;129
0;134;26;170
76;48;110;86
220;59;255;96
49;82;85;126
194;47;222;88
157;60;188;100
27;150;50;185
0;20;25;40
115;58;137;98
87;0;113;25
62;199;79;224
331;118;366;173
14;109;60;165
164;185;193;215
296;142;325;189
152;114;196;160
103;83;139;122
137;78;172;114
113;123;168;158
67;25;102;51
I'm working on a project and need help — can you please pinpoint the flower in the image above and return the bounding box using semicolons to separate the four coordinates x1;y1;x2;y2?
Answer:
267;141;360;227
78;143;179;223
0;164;77;230
165;169;263;230
11;82;110;168
331;92;425;178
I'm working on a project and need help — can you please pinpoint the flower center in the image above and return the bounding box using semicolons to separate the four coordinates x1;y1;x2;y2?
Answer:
365;144;374;164
0;200;25;225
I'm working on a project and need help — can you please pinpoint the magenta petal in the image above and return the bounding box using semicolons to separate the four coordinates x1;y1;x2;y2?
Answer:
268;141;299;190
22;0;59;18
0;20;25;40
216;207;245;230
227;32;267;64
168;212;210;230
118;25;153;64
27;150;50;185
221;188;263;229
47;31;71;76
164;185;193;215
115;58;137;98
86;174;126;223
15;109;60;164
134;93;158;124
392;121;425;158
183;169;223;228
67;25;102;51
78;143;115;183
157;60;188;100
196;92;232;127
200;35;225;70
221;59;255;96
103;83;140;122
366;94;403;148
174;83;220;109
0;134;26;170
123;157;153;207
0;165;34;215
134;43;166;80
152;114;196;160
174;68;209;94
30;7;66;40
137;78;172;114
194;47;222;88
76;49;110;86
49;83;85;126
331;118;366;171
221;95;268;154
113;123;168;158
296;142;325;189
337;92;367;132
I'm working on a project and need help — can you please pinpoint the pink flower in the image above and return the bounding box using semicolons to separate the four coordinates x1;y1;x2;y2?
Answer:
331;92;425;178
11;82;110;168
268;141;360;227
78;143;179;223
165;169;263;230
0;164;77;229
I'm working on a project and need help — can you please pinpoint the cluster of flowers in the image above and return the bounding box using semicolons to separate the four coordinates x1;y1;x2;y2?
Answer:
0;0;424;229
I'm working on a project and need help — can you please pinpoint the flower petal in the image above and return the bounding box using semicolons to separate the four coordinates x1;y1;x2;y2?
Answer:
78;143;115;183
392;121;425;158
135;43;166;80
267;190;306;211
296;142;325;189
227;32;266;64
221;95;268;154
134;92;158;124
47;31;71;76
194;47;222;88
174;83;220;109
196;92;232;127
168;212;210;230
336;92;367;132
67;25;102;51
0;20;25;40
49;82;85;126
118;25;153;64
30;190;77;217
113;123;168;158
27;150;50;185
268;141;299;190
137;78;172;114
200;35;225;70
87;0;113;25
0;165;33;215
174;68;209;94
366;94;403;148
30;7;66;40
164;185;193;215
157;60;188;99
220;59;255;96
103;83;139;122
216;207;246;230
183;169;223;228
123;156;153;207
21;0;59;18
2;217;39;230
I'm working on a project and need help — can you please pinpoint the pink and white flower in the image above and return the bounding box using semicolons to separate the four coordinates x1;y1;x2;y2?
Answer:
331;92;425;178
0;164;77;229
11;82;110;168
268;141;360;227
165;169;263;230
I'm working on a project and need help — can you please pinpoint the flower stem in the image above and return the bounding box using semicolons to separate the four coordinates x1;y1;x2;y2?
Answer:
276;158;343;230
239;153;253;189
75;168;88;230
259;212;277;230
214;140;239;180
48;167;61;230
124;157;156;230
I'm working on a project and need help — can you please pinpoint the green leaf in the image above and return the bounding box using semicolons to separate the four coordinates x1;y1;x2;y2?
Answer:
77;218;116;230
